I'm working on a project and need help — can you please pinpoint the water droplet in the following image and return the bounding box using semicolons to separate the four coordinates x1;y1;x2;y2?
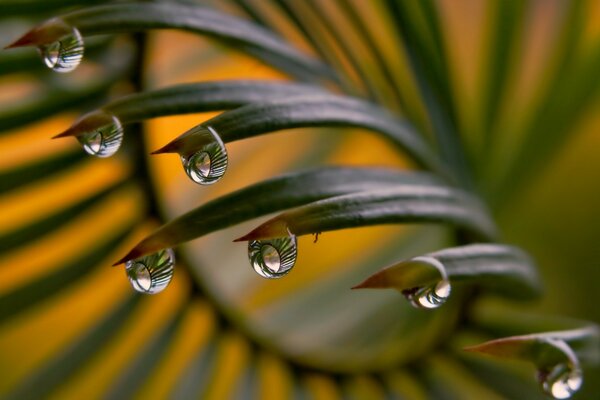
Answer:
402;279;451;309
76;113;124;158
248;233;297;279
37;26;84;73
125;249;175;294
538;363;583;399
400;256;451;309
181;126;228;185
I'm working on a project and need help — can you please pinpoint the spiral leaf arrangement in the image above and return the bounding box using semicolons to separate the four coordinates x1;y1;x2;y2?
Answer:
2;1;599;398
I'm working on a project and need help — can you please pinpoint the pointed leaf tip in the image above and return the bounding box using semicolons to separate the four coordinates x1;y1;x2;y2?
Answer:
52;128;77;139
351;271;389;290
4;34;35;49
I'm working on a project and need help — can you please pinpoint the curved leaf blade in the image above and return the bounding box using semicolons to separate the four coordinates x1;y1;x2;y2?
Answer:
235;185;497;242
114;167;443;264
465;326;600;367
7;3;332;80
353;244;541;300
153;94;448;178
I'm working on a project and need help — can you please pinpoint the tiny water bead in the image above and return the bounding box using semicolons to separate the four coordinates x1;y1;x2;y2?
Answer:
76;113;124;158
181;126;228;185
402;279;451;309
125;249;175;294
37;26;84;73
400;256;451;309
248;233;298;279
537;363;583;399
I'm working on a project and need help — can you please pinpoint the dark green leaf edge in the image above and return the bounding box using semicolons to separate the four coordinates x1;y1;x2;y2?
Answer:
114;167;443;264
235;185;497;243
152;94;448;180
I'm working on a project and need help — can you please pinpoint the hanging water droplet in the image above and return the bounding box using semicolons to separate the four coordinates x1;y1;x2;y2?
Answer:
402;279;451;309
125;248;175;294
181;126;228;185
400;256;451;309
248;232;297;279
76;113;124;158
537;363;583;399
37;26;84;73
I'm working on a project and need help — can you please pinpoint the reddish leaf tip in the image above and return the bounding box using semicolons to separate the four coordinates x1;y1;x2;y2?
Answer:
4;35;34;49
52;128;77;139
150;146;171;155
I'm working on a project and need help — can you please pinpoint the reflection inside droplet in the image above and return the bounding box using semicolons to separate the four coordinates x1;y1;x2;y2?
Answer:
76;113;124;158
181;126;228;185
538;363;583;399
248;233;297;279
125;248;175;294
400;256;451;309
402;279;451;309
37;26;84;73
261;244;281;272
194;151;211;177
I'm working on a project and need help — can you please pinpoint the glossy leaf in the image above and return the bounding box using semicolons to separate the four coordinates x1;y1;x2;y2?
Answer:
353;244;540;300
56;80;328;137
235;184;496;242
465;326;600;368
152;94;448;178
115;167;443;263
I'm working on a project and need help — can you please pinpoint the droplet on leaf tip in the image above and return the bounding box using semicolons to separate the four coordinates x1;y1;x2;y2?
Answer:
37;25;83;73
248;231;297;279
181;126;228;185
400;256;451;309
125;248;175;294
537;362;583;399
76;113;123;158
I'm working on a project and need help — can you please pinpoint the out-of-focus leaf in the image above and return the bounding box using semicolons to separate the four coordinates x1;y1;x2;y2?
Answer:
0;149;85;193
102;307;186;400
7;3;332;80
465;326;600;367
479;0;526;154
235;185;496;242
4;294;141;400
153;95;446;177
170;337;218;400
384;0;470;187
115;167;443;263
0;40;132;133
332;0;408;111
353;244;540;300
0;219;134;322
303;0;379;101
420;355;506;400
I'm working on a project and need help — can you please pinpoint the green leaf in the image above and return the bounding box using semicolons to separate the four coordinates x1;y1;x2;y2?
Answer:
235;184;496;242
384;0;471;187
353;244;540;300
115;167;442;263
7;2;332;80
56;80;329;138
0;222;133;323
152;94;447;178
465;326;600;367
